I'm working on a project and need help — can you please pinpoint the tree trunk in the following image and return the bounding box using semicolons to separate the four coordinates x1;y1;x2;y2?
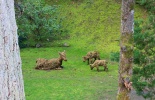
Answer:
0;0;25;99
117;0;134;100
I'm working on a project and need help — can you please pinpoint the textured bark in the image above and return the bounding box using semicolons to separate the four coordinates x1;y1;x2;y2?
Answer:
117;0;134;100
0;0;25;100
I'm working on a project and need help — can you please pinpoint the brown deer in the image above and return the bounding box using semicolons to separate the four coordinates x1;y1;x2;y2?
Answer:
35;50;67;70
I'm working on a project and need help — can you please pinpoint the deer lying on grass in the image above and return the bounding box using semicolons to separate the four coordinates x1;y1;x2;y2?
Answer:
35;50;67;70
35;58;48;69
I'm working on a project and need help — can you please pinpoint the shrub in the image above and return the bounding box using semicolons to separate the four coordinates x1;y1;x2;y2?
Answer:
15;0;63;48
132;1;155;98
110;52;119;62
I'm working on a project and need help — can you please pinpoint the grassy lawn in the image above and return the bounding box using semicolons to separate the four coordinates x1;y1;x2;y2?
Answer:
21;0;147;100
21;47;118;100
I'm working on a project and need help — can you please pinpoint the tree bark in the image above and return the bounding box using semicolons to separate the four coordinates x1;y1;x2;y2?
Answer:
0;0;25;99
117;0;134;100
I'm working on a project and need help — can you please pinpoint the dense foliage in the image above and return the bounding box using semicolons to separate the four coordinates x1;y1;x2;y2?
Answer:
15;0;63;48
110;52;120;62
132;0;155;99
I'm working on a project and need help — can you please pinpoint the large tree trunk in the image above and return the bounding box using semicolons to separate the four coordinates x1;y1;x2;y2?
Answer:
117;0;134;100
0;0;25;99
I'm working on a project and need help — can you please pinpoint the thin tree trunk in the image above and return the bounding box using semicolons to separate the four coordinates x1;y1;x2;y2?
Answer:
117;0;134;100
0;0;25;99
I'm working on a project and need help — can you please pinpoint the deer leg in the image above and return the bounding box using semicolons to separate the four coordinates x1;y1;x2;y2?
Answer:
96;66;99;72
87;59;89;65
104;65;108;71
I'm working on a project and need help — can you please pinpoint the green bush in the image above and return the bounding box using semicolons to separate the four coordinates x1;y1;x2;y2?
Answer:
133;49;140;64
110;52;120;62
132;1;155;99
16;0;64;48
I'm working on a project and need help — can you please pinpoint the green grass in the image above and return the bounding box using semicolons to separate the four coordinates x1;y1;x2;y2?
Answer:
45;0;147;57
21;47;118;100
21;0;147;99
